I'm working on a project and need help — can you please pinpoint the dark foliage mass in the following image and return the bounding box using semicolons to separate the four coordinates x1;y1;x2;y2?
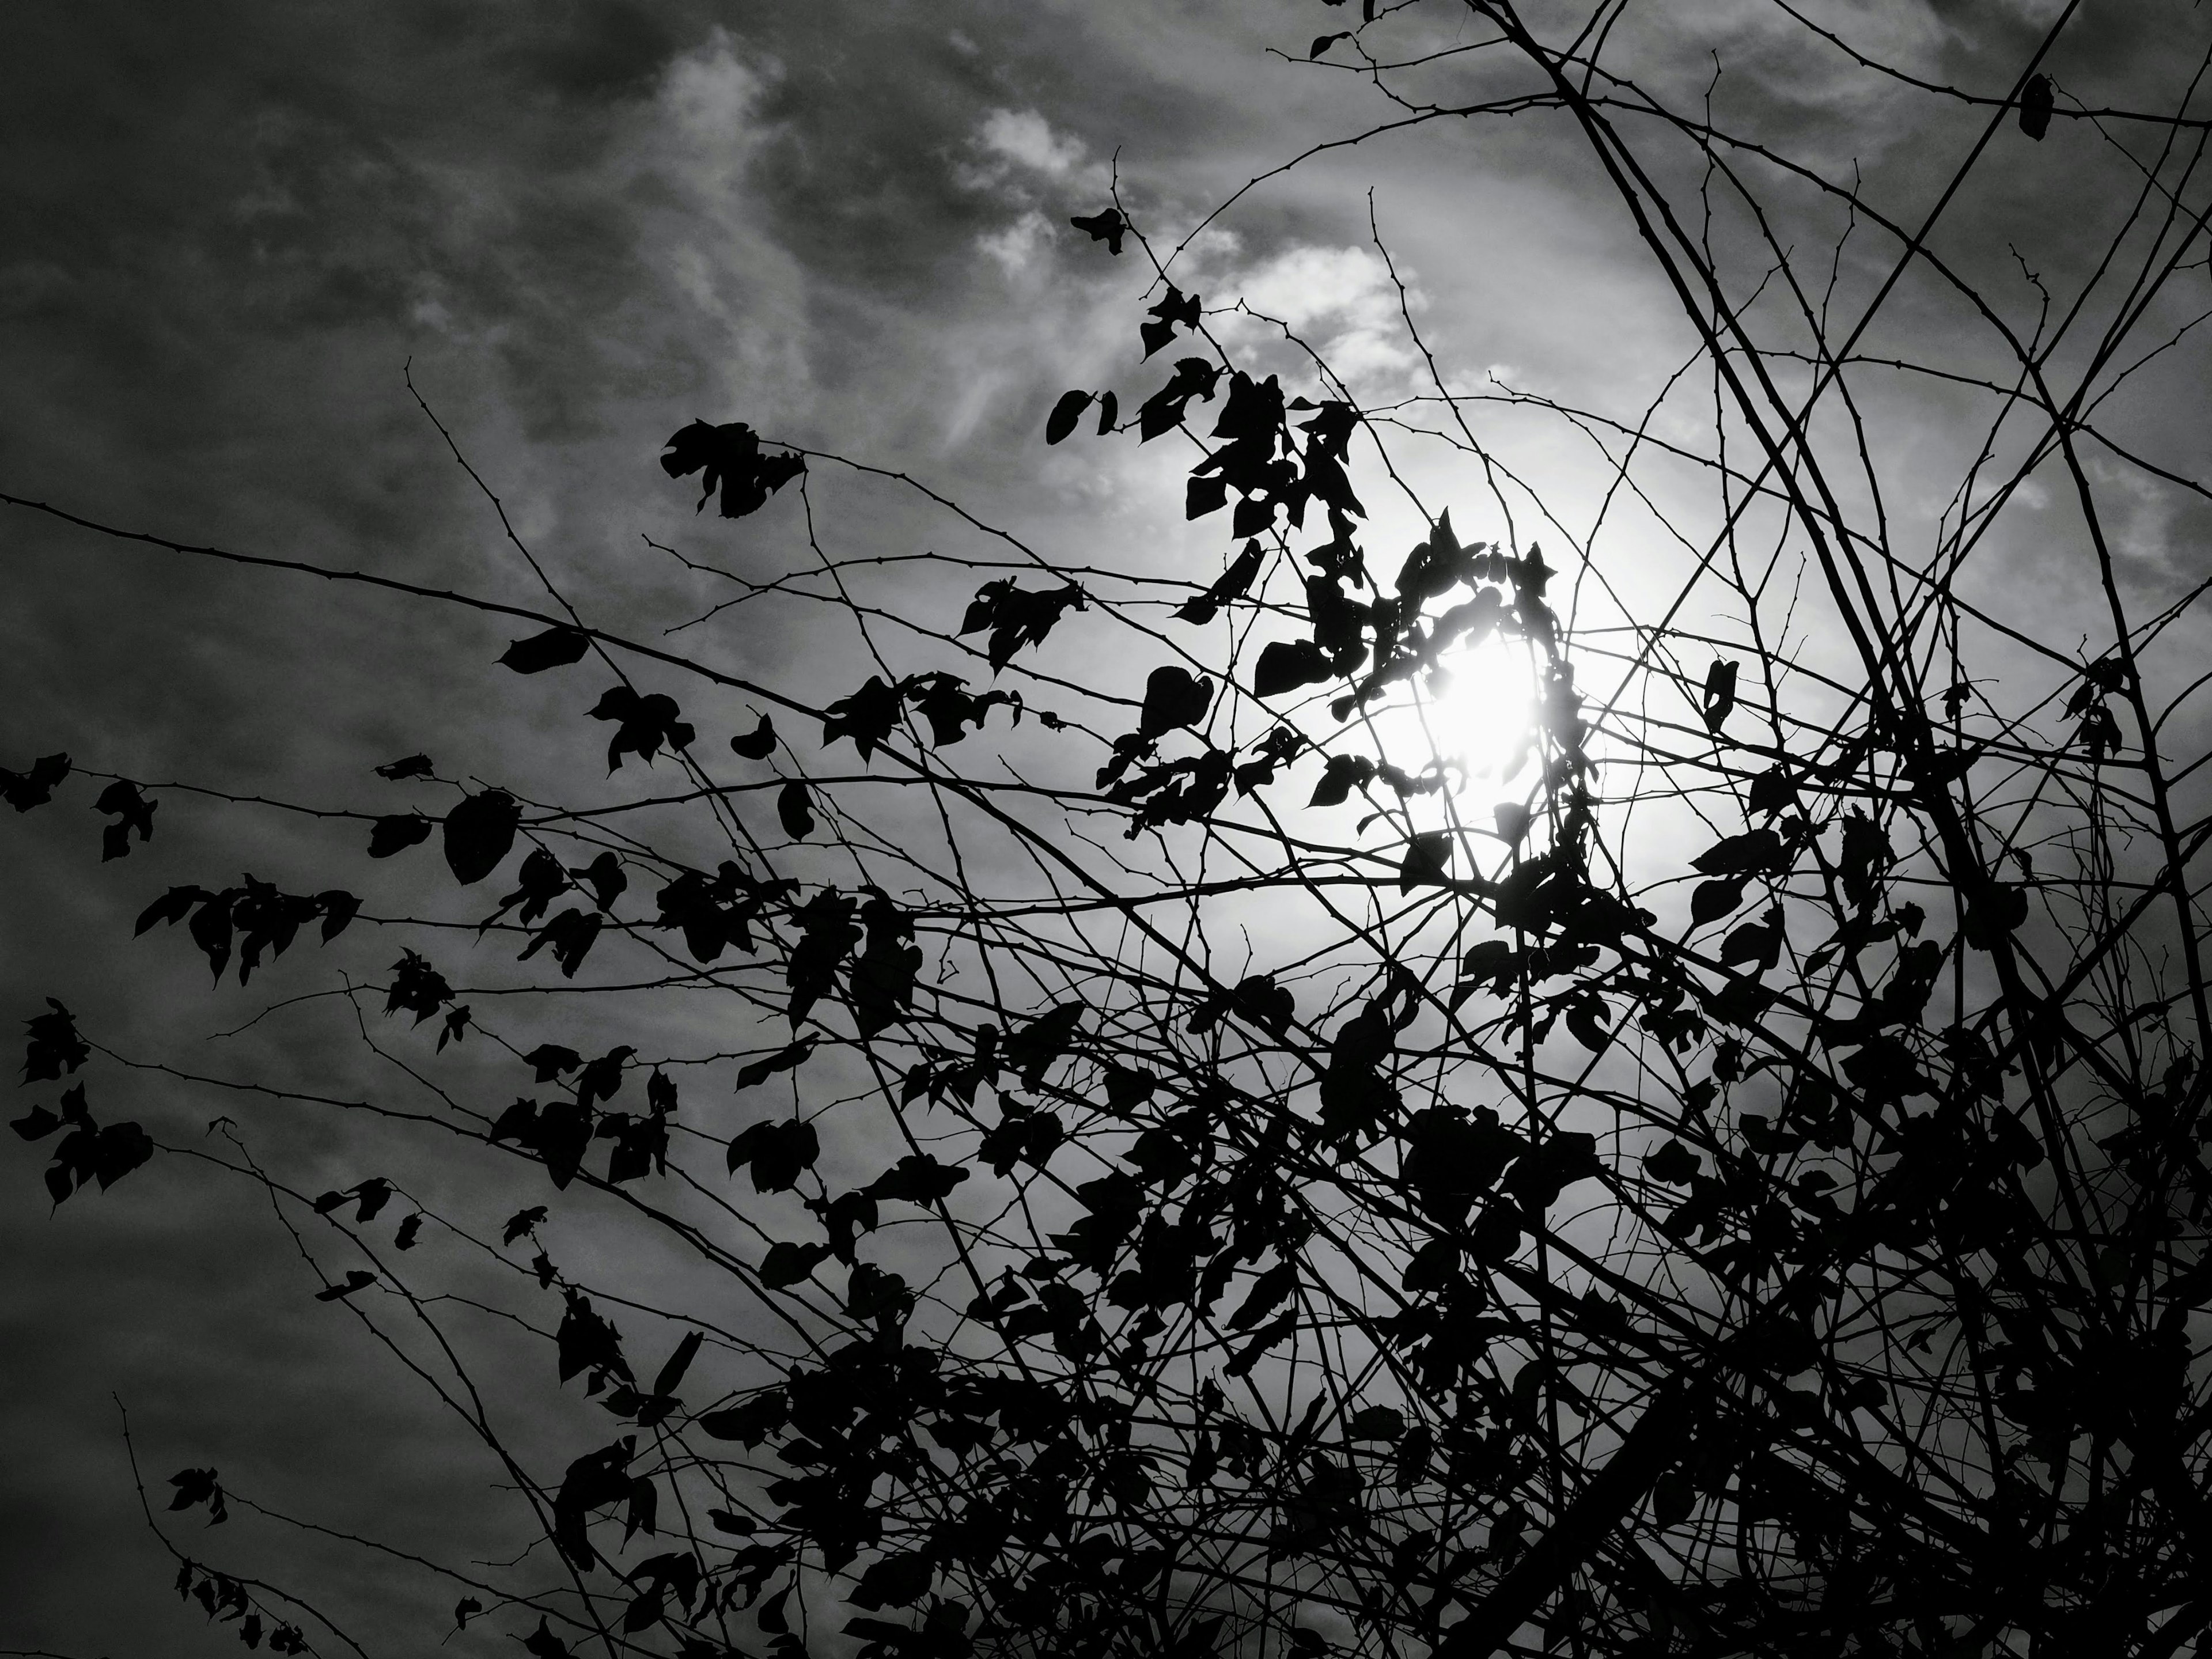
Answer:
12;4;2212;1657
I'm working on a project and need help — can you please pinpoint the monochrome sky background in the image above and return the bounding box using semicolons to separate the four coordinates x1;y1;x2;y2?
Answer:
5;0;2205;1650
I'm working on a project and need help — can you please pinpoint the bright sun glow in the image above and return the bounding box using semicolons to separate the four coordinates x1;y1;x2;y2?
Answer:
1419;637;1544;784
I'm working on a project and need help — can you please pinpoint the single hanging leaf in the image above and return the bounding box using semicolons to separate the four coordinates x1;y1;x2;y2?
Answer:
1069;207;1127;254
777;781;815;840
443;791;520;885
730;715;778;759
94;780;157;861
0;752;69;812
1701;659;1738;733
1139;666;1213;737
2020;73;2054;141
1690;877;1747;926
1399;831;1453;892
1046;390;1093;444
368;813;434;858
500;627;593;674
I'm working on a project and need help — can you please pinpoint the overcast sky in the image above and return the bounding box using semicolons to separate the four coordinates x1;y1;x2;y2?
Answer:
5;0;2208;1652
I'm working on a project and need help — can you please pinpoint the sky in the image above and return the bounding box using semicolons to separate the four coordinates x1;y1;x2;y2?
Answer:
5;0;2211;1652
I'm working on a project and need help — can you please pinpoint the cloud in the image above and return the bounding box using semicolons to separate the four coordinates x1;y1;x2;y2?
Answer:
959;107;1112;199
1207;241;1422;390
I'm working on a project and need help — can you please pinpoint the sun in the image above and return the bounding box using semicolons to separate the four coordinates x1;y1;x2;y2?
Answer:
1418;635;1543;783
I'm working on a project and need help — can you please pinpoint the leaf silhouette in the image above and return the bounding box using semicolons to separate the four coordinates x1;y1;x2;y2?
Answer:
500;627;592;674
1046;390;1093;444
2021;73;2054;141
0;752;69;812
1139;666;1213;737
368;813;434;858
443;791;519;884
93;779;156;861
735;1037;816;1092
730;714;778;759
1398;831;1453;891
374;753;434;780
1701;658;1738;732
587;685;695;770
660;421;805;518
777;781;815;840
1069;206;1126;253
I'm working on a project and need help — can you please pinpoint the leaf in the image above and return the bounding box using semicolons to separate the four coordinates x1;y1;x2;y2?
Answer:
1176;539;1266;624
653;1330;704;1399
757;1240;831;1289
1309;753;1374;806
518;909;604;979
1494;802;1531;844
368;813;434;858
1654;1141;1699;1185
1046;390;1093;444
958;578;1089;671
1347;1406;1406;1441
1310;32;1347;58
503;1206;549;1244
660;421;805;518
394;1214;422;1251
2020;73;2054;141
1256;639;1333;698
526;1044;582;1081
500;627;592;674
317;891;361;941
587;685;694;770
867;1153;971;1206
1690;828;1783;878
1399;831;1453;891
1690;877;1747;926
168;1467;228;1524
777;781;815;840
726;1119;820;1192
1746;766;1794;821
695;1391;787;1446
0;751;69;812
730;715;778;759
385;950;453;1022
94;779;156;860
1139;666;1213;737
374;754;434;781
571;851;627;912
1565;996;1612;1054
315;1270;376;1302
1701;659;1738;733
735;1038;816;1091
848;1553;933;1610
823;676;903;761
22;1000;88;1084
443;791;520;885
134;885;202;935
1069;207;1127;254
